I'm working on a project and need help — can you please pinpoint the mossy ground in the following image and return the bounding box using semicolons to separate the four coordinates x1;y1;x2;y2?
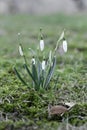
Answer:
0;14;87;130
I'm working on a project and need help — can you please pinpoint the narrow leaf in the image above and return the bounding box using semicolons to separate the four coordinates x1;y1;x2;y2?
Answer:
44;57;56;88
41;69;45;87
14;67;27;86
37;59;42;87
32;64;39;89
24;64;38;86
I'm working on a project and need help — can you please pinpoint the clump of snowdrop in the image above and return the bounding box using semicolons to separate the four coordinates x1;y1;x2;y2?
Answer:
14;29;67;91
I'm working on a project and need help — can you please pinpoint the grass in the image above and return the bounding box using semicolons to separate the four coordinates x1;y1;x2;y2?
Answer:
0;14;87;130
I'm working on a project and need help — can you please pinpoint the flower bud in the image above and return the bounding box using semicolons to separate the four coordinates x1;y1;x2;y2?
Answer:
40;38;44;51
42;59;46;70
62;38;67;52
32;57;35;65
19;45;23;56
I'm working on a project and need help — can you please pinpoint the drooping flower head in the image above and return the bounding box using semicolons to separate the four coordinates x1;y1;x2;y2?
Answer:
62;38;67;53
19;44;24;56
40;36;44;51
39;28;44;51
42;59;46;70
31;56;35;65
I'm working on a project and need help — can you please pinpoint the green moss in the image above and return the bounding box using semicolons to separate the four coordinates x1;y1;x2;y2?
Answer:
0;14;87;129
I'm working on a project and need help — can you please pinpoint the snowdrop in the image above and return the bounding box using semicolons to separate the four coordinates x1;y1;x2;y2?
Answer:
40;38;44;51
19;45;24;56
15;29;68;91
31;56;35;65
42;59;46;70
62;38;67;52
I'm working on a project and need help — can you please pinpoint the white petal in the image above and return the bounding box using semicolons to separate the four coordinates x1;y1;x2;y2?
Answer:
32;58;35;65
19;45;23;56
40;40;44;51
63;40;67;52
42;60;45;70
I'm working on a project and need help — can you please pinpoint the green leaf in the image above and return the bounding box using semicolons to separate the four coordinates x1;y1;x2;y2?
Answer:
14;67;27;86
24;64;38;87
44;56;56;89
41;69;45;87
32;64;39;89
37;59;42;86
32;64;38;82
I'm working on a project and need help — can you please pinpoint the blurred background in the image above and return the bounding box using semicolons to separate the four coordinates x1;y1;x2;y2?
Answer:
0;0;87;14
0;0;87;60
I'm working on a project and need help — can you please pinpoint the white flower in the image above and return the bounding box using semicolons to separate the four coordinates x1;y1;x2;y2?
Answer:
42;60;46;70
40;39;44;51
19;45;23;56
18;32;20;36
62;39;67;52
32;57;35;65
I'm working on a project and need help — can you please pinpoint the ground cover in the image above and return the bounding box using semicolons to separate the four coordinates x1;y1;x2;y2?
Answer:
0;14;87;130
